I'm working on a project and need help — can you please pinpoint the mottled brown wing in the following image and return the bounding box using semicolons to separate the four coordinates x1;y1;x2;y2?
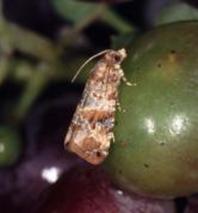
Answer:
64;61;114;165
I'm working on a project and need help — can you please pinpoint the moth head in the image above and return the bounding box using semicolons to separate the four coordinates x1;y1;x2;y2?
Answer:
105;48;127;65
72;48;127;82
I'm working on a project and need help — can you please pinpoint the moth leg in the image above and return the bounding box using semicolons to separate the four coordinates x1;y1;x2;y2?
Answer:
116;101;122;112
122;75;133;86
109;132;115;143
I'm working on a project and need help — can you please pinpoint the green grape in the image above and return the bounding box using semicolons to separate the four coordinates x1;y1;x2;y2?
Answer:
105;22;198;198
0;126;21;167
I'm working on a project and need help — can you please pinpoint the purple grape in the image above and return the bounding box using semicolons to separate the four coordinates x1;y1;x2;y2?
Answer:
35;166;175;213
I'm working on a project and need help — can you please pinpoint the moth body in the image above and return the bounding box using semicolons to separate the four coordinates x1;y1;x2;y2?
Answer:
64;49;127;165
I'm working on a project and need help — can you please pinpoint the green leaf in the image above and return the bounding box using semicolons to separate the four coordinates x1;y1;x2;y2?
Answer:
52;0;133;33
156;2;198;26
52;0;103;30
52;0;97;23
0;21;60;62
102;9;133;33
14;63;49;121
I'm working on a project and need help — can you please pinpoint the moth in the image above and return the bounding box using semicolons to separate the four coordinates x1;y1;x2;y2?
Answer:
64;49;128;165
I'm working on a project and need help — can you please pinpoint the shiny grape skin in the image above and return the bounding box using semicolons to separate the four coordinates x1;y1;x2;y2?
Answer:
35;166;175;213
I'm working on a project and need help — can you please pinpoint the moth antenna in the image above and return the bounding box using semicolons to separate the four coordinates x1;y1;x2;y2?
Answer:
71;49;111;83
